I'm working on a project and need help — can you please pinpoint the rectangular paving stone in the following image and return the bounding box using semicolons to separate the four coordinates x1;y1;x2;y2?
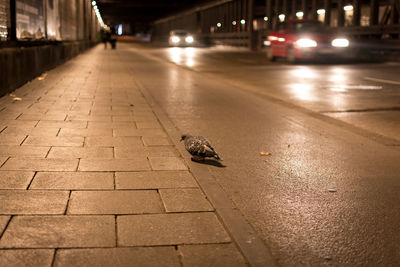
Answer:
90;110;130;116
136;122;162;129
66;115;112;122
160;189;214;212
149;157;187;171
70;107;91;113
88;122;136;129
30;172;114;190
101;146;180;158
132;116;159;123
47;147;113;159
2;126;60;137
0;249;54;267
113;128;167;137
0;216;10;233
0;111;20;120
23;136;84;147
179;244;247;267
54;247;180;267
1;158;79;171
0;146;50;158
68;191;163;214
0;134;27;145
85;136;143;147
142;137;172;146
112;116;134;122
116;171;198;189
36;121;87;129
0;190;68;214
0;120;38;127
64;110;90;116
58;128;112;137
18;113;67;121
0;171;35;189
0;216;115;248
118;213;231;246
79;158;150;171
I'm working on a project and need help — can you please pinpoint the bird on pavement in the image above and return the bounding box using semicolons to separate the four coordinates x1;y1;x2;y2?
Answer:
180;134;222;161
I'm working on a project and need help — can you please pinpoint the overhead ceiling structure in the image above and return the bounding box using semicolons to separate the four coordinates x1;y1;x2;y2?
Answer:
96;0;215;33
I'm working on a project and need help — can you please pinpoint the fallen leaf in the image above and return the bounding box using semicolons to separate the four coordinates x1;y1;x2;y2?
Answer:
260;152;271;156
13;97;22;101
9;93;16;97
38;73;47;80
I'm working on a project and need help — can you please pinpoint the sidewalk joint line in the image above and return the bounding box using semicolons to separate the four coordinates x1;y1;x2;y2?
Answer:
0;126;7;134
64;191;72;215
0;215;13;239
26;172;38;190
45;147;52;158
113;172;116;190
114;215;118;247
50;248;58;267
0;157;10;168
19;135;29;146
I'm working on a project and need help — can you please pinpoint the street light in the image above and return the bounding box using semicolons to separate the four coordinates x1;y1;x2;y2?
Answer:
344;5;353;11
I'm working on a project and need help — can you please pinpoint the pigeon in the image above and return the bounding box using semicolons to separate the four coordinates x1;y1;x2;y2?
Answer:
180;134;221;161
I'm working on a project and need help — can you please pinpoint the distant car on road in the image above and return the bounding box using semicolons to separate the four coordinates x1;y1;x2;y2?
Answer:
169;30;195;47
265;19;350;63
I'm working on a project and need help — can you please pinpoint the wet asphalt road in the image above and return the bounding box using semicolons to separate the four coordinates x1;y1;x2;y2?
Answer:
117;43;400;266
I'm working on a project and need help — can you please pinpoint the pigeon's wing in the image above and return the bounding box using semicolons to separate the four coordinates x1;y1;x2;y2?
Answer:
184;137;203;156
196;137;219;158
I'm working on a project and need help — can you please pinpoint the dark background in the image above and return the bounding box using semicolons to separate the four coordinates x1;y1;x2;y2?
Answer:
97;0;215;33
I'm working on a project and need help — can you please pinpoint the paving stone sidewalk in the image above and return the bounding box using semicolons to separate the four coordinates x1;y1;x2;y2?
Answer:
0;45;248;266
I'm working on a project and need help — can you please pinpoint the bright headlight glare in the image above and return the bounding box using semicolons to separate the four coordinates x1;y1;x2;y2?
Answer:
332;38;349;47
185;36;194;43
172;36;180;43
296;38;317;48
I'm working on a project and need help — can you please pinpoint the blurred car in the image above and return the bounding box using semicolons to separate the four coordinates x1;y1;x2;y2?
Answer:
169;30;195;46
265;19;350;63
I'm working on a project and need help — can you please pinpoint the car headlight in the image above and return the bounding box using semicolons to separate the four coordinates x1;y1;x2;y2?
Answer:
332;38;349;47
185;36;194;43
172;36;180;43
296;38;317;48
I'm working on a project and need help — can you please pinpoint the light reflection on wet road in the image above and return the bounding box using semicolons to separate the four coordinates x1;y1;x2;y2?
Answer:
163;46;400;141
124;43;400;266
